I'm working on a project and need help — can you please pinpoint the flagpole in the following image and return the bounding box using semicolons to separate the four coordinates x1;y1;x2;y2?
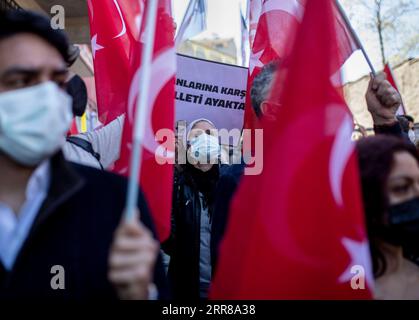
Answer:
125;0;159;221
334;0;376;76
175;0;195;46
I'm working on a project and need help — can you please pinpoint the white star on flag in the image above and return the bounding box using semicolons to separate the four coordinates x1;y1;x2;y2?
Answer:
249;49;264;75
91;34;104;59
339;237;374;289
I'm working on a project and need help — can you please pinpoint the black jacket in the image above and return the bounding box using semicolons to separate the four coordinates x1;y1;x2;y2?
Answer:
0;153;168;300
162;164;227;300
211;162;245;270
374;121;411;143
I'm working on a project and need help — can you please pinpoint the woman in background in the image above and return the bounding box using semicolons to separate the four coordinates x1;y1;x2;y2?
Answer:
357;135;419;299
163;118;226;300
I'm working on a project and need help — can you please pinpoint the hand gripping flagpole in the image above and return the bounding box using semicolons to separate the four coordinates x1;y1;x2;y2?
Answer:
335;0;376;76
125;0;159;221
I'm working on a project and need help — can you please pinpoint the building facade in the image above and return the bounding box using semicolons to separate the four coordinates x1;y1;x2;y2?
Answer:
178;37;237;65
344;58;419;128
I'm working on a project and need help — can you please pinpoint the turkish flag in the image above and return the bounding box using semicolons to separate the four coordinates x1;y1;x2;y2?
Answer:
384;63;406;115
243;0;304;131
243;0;358;131
88;0;175;241
211;0;373;299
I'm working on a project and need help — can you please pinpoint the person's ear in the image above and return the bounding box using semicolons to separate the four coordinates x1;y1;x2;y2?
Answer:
260;101;279;121
66;75;88;117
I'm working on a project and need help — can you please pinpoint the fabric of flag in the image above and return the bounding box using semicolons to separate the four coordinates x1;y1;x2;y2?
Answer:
243;0;358;131
243;0;304;131
88;0;175;241
211;0;373;300
87;0;143;124
384;63;406;116
175;0;207;46
249;0;262;49
68;118;80;136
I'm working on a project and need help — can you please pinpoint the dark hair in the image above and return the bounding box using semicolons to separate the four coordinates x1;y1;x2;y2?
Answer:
397;115;410;133
66;74;88;117
402;115;415;124
356;135;419;277
250;60;280;118
0;10;70;62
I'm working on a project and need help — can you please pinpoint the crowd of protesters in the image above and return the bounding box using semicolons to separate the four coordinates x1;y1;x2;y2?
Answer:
1;9;419;300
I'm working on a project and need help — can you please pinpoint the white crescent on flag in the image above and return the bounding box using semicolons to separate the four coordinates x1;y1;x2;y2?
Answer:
329;112;354;207
113;0;127;39
87;0;94;19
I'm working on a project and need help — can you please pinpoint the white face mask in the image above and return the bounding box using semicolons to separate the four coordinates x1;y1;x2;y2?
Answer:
188;133;220;165
409;129;416;144
0;82;73;167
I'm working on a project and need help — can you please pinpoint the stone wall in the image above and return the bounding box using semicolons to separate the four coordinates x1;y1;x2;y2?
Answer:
344;58;419;128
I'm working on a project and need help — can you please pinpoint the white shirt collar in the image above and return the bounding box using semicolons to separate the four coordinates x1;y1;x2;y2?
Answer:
0;160;50;270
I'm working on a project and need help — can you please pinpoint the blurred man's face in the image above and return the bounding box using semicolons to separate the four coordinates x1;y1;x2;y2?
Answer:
0;33;72;167
0;33;67;93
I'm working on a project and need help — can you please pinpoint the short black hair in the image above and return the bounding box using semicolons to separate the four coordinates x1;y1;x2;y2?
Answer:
0;10;70;62
397;115;410;133
402;115;415;124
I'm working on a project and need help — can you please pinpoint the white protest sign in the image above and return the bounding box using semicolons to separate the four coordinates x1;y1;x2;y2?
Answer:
175;54;248;144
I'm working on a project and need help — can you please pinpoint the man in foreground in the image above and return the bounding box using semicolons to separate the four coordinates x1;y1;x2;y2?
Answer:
0;10;167;299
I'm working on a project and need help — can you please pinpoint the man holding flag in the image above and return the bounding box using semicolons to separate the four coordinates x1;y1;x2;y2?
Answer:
211;0;404;299
0;9;168;300
88;0;176;243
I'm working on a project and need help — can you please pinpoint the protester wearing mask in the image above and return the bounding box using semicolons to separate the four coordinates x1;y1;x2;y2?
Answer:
402;115;416;144
162;118;227;300
63;60;124;170
394;115;415;145
0;10;168;300
357;135;419;299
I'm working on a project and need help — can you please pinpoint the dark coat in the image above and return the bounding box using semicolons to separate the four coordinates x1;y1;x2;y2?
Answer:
162;164;228;300
374;121;411;144
211;163;245;271
0;153;168;300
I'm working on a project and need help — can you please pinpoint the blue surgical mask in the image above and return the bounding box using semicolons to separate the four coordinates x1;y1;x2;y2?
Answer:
0;82;73;166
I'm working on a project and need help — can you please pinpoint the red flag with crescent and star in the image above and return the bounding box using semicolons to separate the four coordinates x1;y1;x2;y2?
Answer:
88;0;175;241
211;0;373;299
243;0;358;132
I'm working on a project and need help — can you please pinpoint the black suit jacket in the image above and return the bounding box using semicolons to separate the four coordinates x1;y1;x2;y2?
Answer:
0;152;169;300
211;163;245;272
